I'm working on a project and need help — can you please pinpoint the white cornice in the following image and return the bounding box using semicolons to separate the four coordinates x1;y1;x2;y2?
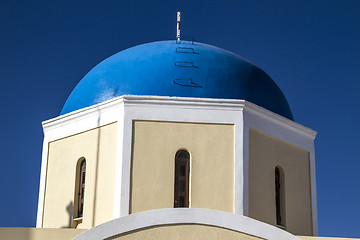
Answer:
244;101;317;140
42;97;124;132
43;95;316;139
122;95;246;108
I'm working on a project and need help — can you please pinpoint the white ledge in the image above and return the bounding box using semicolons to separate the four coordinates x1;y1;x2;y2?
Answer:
244;101;317;139
73;208;300;240
43;95;315;138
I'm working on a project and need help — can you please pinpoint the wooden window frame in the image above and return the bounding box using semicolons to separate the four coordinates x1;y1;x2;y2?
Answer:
78;159;86;218
174;150;190;208
275;166;286;227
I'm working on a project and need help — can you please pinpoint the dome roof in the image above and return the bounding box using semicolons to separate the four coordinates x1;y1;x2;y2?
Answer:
61;40;293;120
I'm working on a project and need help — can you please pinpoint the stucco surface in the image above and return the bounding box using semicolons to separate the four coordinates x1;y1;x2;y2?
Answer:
1;227;358;240
0;228;85;240
248;128;312;235
107;224;262;240
42;122;118;228
130;121;234;213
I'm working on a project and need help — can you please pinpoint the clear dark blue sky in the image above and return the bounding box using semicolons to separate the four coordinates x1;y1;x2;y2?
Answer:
1;0;359;237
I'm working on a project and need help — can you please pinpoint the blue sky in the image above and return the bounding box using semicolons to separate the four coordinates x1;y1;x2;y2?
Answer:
1;0;359;237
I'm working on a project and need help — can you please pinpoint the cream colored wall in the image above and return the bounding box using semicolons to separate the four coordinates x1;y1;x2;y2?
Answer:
130;121;234;213
248;128;313;236
1;227;359;240
108;224;262;240
0;228;85;240
42;122;118;229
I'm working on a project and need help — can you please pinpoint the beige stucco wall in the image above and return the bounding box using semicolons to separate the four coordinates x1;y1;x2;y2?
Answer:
248;128;312;236
42;122;118;229
0;228;85;240
1;227;358;240
108;224;261;240
130;121;234;213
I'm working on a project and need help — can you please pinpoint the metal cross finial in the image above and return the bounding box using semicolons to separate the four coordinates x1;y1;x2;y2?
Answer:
177;12;181;41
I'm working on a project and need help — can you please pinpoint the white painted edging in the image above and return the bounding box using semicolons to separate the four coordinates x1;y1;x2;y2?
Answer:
37;95;317;233
243;104;318;235
73;208;301;240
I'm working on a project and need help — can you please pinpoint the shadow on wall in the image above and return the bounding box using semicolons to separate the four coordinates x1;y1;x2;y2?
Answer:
63;110;102;229
63;201;73;228
92;109;102;227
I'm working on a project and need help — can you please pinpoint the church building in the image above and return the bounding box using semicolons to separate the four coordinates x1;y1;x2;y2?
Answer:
36;39;317;240
1;20;358;240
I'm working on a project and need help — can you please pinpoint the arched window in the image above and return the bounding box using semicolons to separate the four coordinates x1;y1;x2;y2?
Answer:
174;150;190;208
275;166;286;227
76;159;86;218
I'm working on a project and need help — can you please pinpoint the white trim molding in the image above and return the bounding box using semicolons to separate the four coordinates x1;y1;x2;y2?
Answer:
73;208;301;240
118;95;244;217
36;95;317;235
243;102;318;235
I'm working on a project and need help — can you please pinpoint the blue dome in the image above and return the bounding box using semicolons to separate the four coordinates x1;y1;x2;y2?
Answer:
61;40;293;120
